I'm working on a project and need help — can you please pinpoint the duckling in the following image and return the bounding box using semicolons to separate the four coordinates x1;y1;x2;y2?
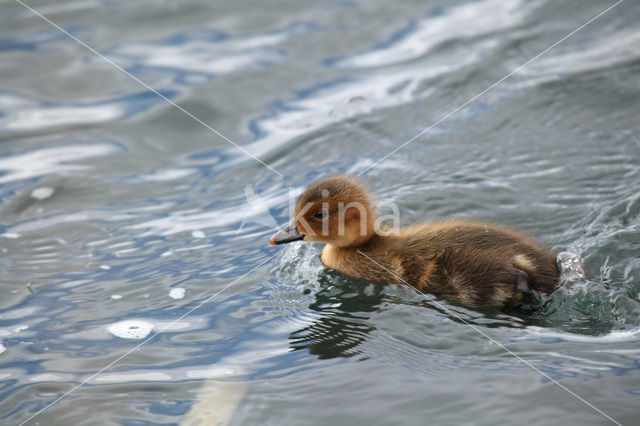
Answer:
270;176;560;307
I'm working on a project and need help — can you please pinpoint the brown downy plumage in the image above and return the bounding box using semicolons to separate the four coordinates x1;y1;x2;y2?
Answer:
270;176;560;307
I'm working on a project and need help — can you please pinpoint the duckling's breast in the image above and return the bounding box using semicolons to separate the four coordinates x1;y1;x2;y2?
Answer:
321;244;404;284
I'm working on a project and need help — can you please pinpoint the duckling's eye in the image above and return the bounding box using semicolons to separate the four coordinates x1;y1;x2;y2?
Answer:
313;210;328;220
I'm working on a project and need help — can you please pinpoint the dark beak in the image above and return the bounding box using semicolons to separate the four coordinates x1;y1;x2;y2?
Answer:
270;222;304;245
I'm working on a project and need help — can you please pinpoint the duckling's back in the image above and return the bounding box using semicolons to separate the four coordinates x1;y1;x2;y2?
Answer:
392;221;560;306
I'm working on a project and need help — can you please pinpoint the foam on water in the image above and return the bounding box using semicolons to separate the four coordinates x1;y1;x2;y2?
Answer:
107;320;154;340
169;287;186;300
30;187;55;200
0;233;20;239
191;230;206;239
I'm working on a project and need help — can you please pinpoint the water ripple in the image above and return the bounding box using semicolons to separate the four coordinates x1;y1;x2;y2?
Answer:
328;0;534;68
1;0;640;424
0;90;173;134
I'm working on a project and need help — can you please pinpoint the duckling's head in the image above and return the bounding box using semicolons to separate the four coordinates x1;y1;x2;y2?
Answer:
270;176;375;247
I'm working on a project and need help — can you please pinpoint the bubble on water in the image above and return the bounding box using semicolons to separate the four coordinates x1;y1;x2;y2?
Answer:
169;288;185;300
31;187;55;200
100;265;111;270
107;320;153;340
0;344;6;355
192;230;206;239
111;294;123;300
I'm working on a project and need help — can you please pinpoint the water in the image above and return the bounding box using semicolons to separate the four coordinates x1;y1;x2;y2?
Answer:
1;0;639;424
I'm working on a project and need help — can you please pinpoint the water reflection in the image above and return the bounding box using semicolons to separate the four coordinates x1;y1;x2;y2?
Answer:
104;24;308;84
329;0;531;68
288;274;541;360
0;142;120;185
289;279;382;359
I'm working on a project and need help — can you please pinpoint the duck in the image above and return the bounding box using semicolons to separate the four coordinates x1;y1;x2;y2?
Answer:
270;176;560;307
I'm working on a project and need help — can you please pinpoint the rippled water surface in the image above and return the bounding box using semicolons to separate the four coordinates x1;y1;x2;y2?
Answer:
1;0;639;424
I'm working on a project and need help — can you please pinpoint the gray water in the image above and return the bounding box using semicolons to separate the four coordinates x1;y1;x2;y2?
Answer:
1;0;639;424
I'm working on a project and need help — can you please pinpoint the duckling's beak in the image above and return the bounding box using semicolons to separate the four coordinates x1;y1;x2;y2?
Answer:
270;222;304;245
